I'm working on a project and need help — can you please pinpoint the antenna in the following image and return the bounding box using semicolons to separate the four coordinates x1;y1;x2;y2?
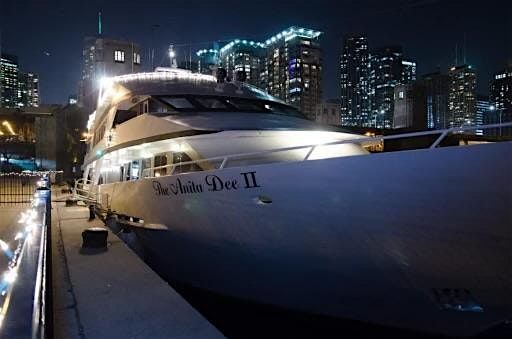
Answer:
98;11;102;35
463;32;467;65
455;42;458;66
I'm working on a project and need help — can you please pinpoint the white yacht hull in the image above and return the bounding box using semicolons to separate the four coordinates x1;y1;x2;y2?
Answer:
98;142;512;337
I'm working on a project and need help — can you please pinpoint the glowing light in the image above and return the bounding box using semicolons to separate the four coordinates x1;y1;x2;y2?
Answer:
1;121;15;135
4;270;17;284
0;240;8;252
87;111;96;130
14;232;24;240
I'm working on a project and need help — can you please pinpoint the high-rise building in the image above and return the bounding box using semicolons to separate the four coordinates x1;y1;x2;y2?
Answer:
475;96;489;136
0;53;19;108
422;71;450;129
315;99;341;125
264;26;322;119
218;39;266;87
196;47;219;76
78;37;142;112
340;35;370;127
447;64;476;128
18;72;39;107
393;83;426;129
401;59;417;83
369;46;415;129
489;65;512;136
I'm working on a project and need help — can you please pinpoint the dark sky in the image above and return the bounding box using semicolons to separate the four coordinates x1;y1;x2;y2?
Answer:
1;0;511;104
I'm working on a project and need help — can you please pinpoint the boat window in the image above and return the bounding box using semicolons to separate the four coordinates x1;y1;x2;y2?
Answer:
154;154;168;177
161;97;195;109
141;158;152;178
225;98;265;111
173;152;202;174
195;97;228;109
149;98;175;113
153;95;306;119
130;160;140;180
113;110;139;126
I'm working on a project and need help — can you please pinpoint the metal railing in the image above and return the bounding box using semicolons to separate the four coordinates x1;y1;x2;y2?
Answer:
139;122;512;178
73;178;98;203
0;173;40;205
0;174;53;338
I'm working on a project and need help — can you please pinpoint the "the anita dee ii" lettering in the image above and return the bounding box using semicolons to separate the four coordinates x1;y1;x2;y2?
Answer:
152;171;260;197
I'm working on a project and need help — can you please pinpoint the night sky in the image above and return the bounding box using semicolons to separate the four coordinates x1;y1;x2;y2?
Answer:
1;0;510;104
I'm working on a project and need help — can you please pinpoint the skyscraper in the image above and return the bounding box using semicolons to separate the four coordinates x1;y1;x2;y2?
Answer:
218;39;266;87
422;71;450;129
340;35;370;127
393;83;426;130
401;59;417;83
447;64;476;128
0;53;19;108
18;72;39;107
369;46;415;129
489;65;512;136
264;26;322;119
475;96;489;136
78;37;142;112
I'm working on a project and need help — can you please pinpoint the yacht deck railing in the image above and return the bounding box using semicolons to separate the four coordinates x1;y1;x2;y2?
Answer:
140;122;512;178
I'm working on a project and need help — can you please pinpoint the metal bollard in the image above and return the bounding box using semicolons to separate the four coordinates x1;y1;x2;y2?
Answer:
88;204;95;220
81;227;108;249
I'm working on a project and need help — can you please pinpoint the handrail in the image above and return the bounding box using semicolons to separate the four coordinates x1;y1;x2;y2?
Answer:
73;178;98;203
0;174;53;338
139;122;512;178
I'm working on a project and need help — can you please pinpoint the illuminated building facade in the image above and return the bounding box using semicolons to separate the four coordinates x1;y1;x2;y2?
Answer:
369;46;416;129
0;54;19;108
264;26;322;119
475;96;489;136
423;71;450;129
489;65;512;136
447;64;476;127
78;37;142;112
218;40;265;87
340;35;370;127
1;54;39;108
18;72;39;107
196;47;219;75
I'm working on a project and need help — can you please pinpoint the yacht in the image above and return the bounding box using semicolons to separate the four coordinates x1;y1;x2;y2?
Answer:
78;67;512;337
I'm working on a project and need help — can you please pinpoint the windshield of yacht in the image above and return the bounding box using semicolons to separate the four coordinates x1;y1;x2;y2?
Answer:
156;95;306;118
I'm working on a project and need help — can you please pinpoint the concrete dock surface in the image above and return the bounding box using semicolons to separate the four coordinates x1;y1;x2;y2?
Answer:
52;198;225;339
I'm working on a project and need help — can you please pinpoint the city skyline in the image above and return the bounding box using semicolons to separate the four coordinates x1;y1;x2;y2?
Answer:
1;0;510;104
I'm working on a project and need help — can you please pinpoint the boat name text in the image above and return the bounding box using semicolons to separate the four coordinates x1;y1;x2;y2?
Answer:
152;171;260;196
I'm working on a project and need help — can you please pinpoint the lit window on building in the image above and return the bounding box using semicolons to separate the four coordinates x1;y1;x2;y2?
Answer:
114;50;125;63
133;52;141;65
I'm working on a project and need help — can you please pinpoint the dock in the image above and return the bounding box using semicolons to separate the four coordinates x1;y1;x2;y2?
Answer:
51;195;225;338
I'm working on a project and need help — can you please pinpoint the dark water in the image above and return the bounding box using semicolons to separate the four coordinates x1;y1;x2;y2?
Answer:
111;223;511;339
